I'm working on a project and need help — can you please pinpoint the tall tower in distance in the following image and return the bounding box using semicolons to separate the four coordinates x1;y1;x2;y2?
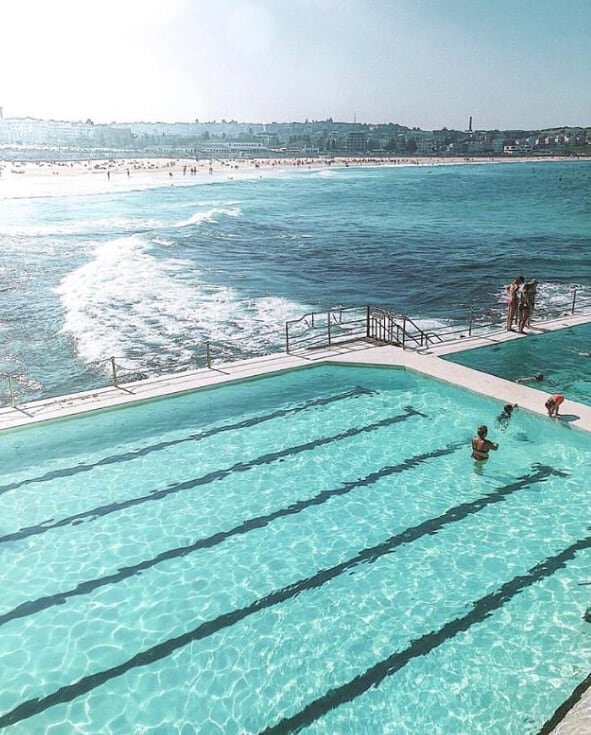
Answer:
468;115;473;132
0;107;3;119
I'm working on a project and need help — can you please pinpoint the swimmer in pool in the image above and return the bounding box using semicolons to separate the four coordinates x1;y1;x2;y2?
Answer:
497;403;517;430
471;425;499;461
515;373;544;384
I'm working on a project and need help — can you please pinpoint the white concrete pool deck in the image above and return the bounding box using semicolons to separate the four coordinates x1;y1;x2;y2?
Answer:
2;311;591;436
2;313;591;734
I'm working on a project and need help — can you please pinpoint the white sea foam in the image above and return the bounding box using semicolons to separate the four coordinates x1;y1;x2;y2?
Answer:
175;206;242;228
55;234;306;373
0;169;209;201
534;281;587;311
0;216;163;238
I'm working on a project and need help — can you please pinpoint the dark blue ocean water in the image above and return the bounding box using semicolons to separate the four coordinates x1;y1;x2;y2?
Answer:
1;160;590;401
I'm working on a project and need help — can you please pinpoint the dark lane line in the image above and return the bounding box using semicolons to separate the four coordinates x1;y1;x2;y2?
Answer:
0;387;376;498
0;464;563;728
0;441;463;629
0;407;422;548
260;530;588;735
538;671;591;734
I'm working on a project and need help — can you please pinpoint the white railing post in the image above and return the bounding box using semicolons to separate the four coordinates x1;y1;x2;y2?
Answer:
110;357;118;386
7;375;16;408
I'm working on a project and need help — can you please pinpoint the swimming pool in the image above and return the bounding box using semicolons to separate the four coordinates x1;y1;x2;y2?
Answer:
1;364;591;734
443;322;591;406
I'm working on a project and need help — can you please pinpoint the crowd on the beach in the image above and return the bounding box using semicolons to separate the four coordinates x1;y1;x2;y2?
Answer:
506;275;538;333
1;154;585;183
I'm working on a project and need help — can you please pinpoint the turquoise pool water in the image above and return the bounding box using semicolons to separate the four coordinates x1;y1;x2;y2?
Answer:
1;364;591;734
444;322;591;406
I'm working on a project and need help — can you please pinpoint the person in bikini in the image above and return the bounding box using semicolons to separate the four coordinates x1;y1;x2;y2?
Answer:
471;425;499;461
506;275;524;331
518;282;531;333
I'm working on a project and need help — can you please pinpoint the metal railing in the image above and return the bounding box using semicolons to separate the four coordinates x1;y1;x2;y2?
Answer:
425;287;591;343
285;304;435;352
0;373;17;408
107;345;217;386
284;305;372;352
2;289;591;410
285;289;591;354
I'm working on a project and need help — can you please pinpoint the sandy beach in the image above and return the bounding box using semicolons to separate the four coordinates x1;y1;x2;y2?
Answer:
0;154;588;199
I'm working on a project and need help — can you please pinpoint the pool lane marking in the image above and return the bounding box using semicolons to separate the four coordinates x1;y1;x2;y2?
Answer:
0;441;464;629
0;464;563;728
0;406;423;548
258;527;588;735
537;671;591;734
0;386;377;497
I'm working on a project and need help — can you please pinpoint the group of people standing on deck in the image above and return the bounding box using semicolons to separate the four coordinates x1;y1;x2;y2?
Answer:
506;275;538;333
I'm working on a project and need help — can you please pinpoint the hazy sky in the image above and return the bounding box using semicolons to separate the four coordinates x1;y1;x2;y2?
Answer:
1;0;589;129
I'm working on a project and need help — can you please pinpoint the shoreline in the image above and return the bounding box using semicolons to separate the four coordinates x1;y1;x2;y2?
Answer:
0;154;589;199
1;152;589;173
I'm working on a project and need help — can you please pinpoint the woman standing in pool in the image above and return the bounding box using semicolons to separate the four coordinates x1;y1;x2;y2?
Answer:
471;425;499;461
506;276;524;331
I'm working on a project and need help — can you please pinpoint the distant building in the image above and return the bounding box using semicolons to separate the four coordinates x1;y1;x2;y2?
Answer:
199;141;266;158
227;142;264;151
347;131;368;152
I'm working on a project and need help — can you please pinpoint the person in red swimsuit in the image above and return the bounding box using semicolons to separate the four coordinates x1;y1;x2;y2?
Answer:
545;394;565;417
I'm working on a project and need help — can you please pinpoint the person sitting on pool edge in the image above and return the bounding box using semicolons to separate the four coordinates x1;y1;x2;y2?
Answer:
545;393;565;417
471;425;499;461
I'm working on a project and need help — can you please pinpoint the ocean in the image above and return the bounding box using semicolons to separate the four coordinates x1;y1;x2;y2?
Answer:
1;159;590;402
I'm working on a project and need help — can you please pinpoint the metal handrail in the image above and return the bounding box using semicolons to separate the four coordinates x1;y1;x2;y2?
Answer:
286;304;371;352
286;303;459;353
2;289;591;409
286;290;591;355
384;311;430;348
